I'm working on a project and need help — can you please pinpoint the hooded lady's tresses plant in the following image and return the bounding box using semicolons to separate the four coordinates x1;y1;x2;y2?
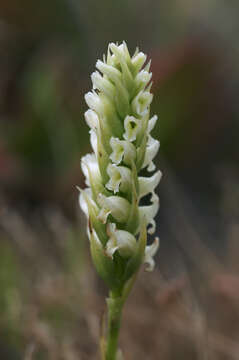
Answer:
79;42;161;359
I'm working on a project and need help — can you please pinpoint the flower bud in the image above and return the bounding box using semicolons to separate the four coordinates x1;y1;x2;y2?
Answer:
131;51;147;73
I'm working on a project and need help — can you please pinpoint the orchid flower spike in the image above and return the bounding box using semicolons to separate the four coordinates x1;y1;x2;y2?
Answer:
79;41;161;292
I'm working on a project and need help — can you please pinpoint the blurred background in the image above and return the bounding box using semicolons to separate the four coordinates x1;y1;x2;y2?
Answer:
0;1;239;359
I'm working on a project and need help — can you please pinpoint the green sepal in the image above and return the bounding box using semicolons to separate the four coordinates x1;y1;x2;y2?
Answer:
98;93;124;151
110;43;134;96
111;251;129;293
136;114;149;171
90;227;129;292
125;162;139;234
136;132;147;171
81;190;108;246
84;161;111;204
114;85;130;120
97;127;110;185
122;220;147;283
135;113;149;148
89;225;116;289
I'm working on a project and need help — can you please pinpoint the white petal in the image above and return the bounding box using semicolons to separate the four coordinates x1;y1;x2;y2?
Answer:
122;41;131;61
106;223;137;258
131;52;147;72
96;60;121;84
123;115;141;142
110;137;136;166
106;164;121;193
91;71;115;100
84;109;99;130
97;194;131;223
147;161;156;172
109;42;133;83
142;135;160;171
96;59;129;114
139;170;162;198
106;237;119;258
97;207;111;224
85;91;102;113
90;129;97;155
148;115;158;133
106;164;131;194
114;230;137;258
132;90;153;116
109;42;128;61
135;70;152;89
144;60;151;72
109;42;131;61
139;192;159;234
81;153;101;188
79;192;88;218
148;219;156;235
106;48;118;67
144;237;159;271
79;188;94;218
109;138;124;164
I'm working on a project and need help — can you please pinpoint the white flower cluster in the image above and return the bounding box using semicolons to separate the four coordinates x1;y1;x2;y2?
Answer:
80;42;161;285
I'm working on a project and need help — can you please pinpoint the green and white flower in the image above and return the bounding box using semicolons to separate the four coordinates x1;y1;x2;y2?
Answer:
79;41;161;292
79;42;162;359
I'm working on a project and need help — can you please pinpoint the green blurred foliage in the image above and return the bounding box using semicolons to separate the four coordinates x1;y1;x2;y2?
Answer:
0;241;22;341
0;0;239;358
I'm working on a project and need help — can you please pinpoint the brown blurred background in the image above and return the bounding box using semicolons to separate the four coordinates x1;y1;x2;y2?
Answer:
0;1;239;359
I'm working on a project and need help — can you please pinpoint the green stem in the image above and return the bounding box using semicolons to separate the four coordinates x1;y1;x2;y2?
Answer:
105;292;123;360
104;274;139;359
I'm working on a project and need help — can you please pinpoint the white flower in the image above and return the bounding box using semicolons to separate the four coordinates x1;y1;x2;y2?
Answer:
135;70;152;91
89;129;98;155
91;71;115;100
139;192;159;234
109;43;133;87
85;91;102;114
106;164;131;194
148;115;158;133
142;135;160;171
84;109;99;130
79;41;161;288
106;223;137;258
109;137;136;165
132;90;153;116
123;115;141;142
144;237;159;271
79;188;97;218
97;193;131;223
131;50;147;74
96;60;122;86
139;170;162;198
81;153;100;187
109;42;131;65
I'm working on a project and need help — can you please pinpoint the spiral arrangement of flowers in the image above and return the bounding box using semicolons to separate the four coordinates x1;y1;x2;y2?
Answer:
79;41;162;359
80;42;161;296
